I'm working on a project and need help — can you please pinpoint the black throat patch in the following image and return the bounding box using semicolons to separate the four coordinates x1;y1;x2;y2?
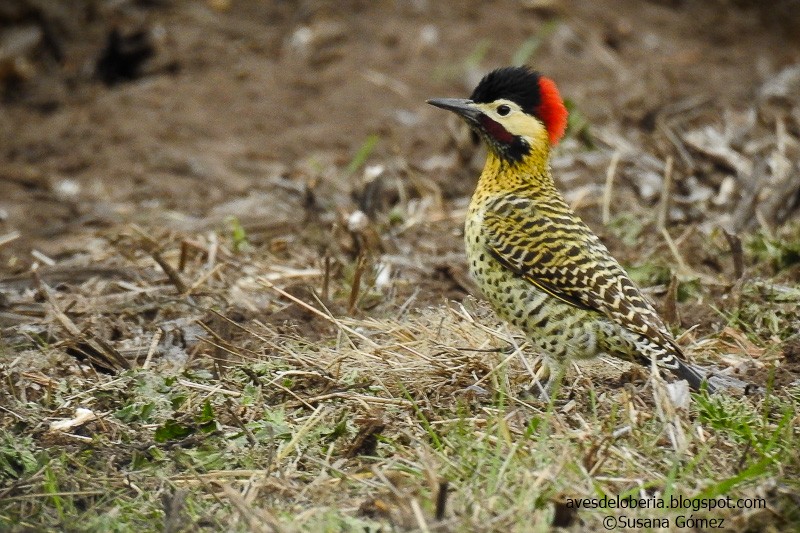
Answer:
504;136;530;162
474;120;530;163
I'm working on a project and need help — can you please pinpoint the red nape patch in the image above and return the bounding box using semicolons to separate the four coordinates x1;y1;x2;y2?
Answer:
536;77;568;146
479;115;515;144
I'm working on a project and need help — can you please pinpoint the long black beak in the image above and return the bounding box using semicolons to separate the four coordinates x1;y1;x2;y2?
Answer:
426;98;480;121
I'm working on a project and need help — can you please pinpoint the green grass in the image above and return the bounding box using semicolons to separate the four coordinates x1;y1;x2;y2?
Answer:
344;134;380;177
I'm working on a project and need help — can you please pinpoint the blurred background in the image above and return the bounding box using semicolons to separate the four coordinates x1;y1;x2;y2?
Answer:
1;0;799;287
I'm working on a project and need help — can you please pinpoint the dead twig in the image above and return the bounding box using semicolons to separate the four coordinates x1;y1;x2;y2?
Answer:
150;248;189;294
225;398;257;446
722;230;744;280
602;150;621;225
142;328;163;369
660;227;687;274
130;224;189;293
35;273;130;370
322;254;332;302
663;273;680;326
220;484;282;533
656;155;673;232
0;231;21;249
348;253;367;314
435;480;449;521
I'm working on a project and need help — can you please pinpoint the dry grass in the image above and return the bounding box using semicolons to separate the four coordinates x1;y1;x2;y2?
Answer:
1;217;799;532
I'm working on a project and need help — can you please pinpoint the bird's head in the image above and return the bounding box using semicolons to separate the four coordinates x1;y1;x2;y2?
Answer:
428;66;568;163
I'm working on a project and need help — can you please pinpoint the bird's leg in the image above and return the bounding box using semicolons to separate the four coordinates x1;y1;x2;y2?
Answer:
527;357;567;402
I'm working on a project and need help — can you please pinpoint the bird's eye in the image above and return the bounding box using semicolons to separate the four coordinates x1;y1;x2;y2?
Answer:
496;104;511;116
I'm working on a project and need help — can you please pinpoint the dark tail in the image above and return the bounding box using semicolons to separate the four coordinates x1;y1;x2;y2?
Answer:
673;358;716;393
658;340;716;393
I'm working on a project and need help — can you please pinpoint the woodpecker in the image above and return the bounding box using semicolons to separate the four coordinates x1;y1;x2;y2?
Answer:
428;66;713;392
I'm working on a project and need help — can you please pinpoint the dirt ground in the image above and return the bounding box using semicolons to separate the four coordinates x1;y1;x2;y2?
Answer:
2;0;799;265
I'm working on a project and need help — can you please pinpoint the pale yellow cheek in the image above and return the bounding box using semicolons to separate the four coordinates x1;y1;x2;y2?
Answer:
503;114;547;140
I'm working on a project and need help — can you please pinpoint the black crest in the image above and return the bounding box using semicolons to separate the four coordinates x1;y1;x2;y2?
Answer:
470;66;542;114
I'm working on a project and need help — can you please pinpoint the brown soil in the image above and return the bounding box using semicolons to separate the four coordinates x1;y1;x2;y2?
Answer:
2;0;799;261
